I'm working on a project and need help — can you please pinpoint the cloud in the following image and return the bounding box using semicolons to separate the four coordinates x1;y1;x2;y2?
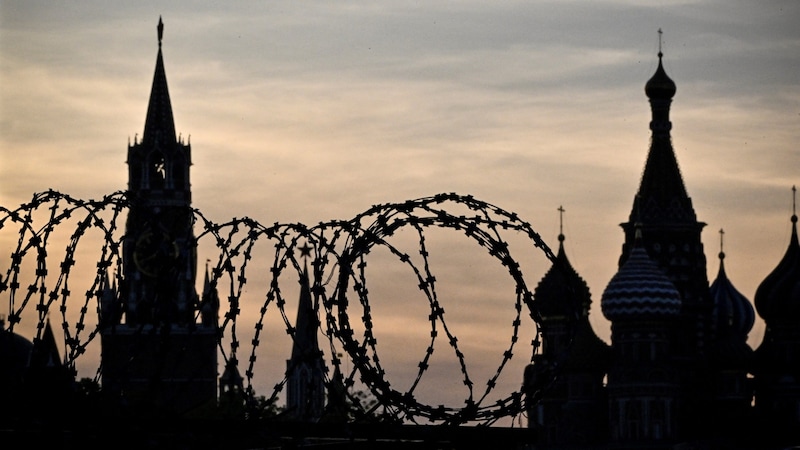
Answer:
1;0;797;413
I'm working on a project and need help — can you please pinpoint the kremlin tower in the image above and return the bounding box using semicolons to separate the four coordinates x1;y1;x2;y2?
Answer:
99;18;219;415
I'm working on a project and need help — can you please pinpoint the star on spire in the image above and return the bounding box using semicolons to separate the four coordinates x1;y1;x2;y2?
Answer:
299;242;313;260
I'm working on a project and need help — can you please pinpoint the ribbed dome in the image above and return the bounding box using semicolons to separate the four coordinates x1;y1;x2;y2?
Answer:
645;53;676;100
601;238;682;321
710;250;755;339
533;234;591;320
754;209;800;326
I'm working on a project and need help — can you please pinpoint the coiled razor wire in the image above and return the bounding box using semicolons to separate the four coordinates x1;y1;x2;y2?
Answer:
1;190;558;426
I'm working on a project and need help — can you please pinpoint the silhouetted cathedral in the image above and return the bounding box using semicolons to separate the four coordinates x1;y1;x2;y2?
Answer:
524;45;800;449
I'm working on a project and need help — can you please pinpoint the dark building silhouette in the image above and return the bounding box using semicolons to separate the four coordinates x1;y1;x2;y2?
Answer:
524;45;800;449
753;187;800;442
528;212;611;446
2;18;797;448
0;315;33;405
99;17;219;415
285;258;327;421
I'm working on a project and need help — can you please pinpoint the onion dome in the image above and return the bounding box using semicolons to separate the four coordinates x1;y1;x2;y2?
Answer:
754;187;800;327
533;209;610;371
645;30;676;101
709;230;755;367
602;230;682;321
533;232;591;320
645;51;676;100
710;230;755;339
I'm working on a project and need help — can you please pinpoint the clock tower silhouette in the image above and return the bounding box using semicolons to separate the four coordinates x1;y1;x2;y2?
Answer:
100;18;218;415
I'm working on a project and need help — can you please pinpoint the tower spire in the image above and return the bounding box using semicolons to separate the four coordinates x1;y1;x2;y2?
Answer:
104;17;215;416
627;33;694;228
158;16;164;46
142;17;176;147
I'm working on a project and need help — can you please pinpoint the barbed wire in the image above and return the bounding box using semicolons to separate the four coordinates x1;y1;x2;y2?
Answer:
1;190;557;425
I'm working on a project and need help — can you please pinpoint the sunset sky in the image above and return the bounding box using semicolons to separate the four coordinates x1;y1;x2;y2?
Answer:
1;1;798;416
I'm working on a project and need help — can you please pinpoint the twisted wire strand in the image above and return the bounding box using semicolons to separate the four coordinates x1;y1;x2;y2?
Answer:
1;190;556;425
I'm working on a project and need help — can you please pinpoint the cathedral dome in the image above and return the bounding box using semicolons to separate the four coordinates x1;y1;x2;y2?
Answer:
645;53;676;101
533;233;591;320
754;199;800;327
601;234;682;321
709;237;755;367
710;245;755;339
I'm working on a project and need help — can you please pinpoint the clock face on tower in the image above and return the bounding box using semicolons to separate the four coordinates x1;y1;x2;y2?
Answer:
133;225;179;277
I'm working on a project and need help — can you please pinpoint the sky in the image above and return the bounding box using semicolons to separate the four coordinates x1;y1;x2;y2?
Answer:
1;1;799;420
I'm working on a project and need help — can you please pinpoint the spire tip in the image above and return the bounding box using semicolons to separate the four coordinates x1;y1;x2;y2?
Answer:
157;16;164;46
657;28;664;58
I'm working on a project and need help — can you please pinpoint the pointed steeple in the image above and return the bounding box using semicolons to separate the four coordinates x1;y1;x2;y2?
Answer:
631;35;693;225
618;35;709;360
30;318;62;369
201;260;220;327
291;260;320;360
142;16;177;148
285;246;327;421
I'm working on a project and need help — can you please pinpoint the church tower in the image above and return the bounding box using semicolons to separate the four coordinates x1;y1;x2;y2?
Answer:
618;39;712;439
707;228;755;437
602;227;683;446
526;208;610;446
753;186;800;445
100;18;218;415
285;253;327;422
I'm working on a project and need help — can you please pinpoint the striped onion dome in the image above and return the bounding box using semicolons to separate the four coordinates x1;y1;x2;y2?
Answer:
601;233;682;321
